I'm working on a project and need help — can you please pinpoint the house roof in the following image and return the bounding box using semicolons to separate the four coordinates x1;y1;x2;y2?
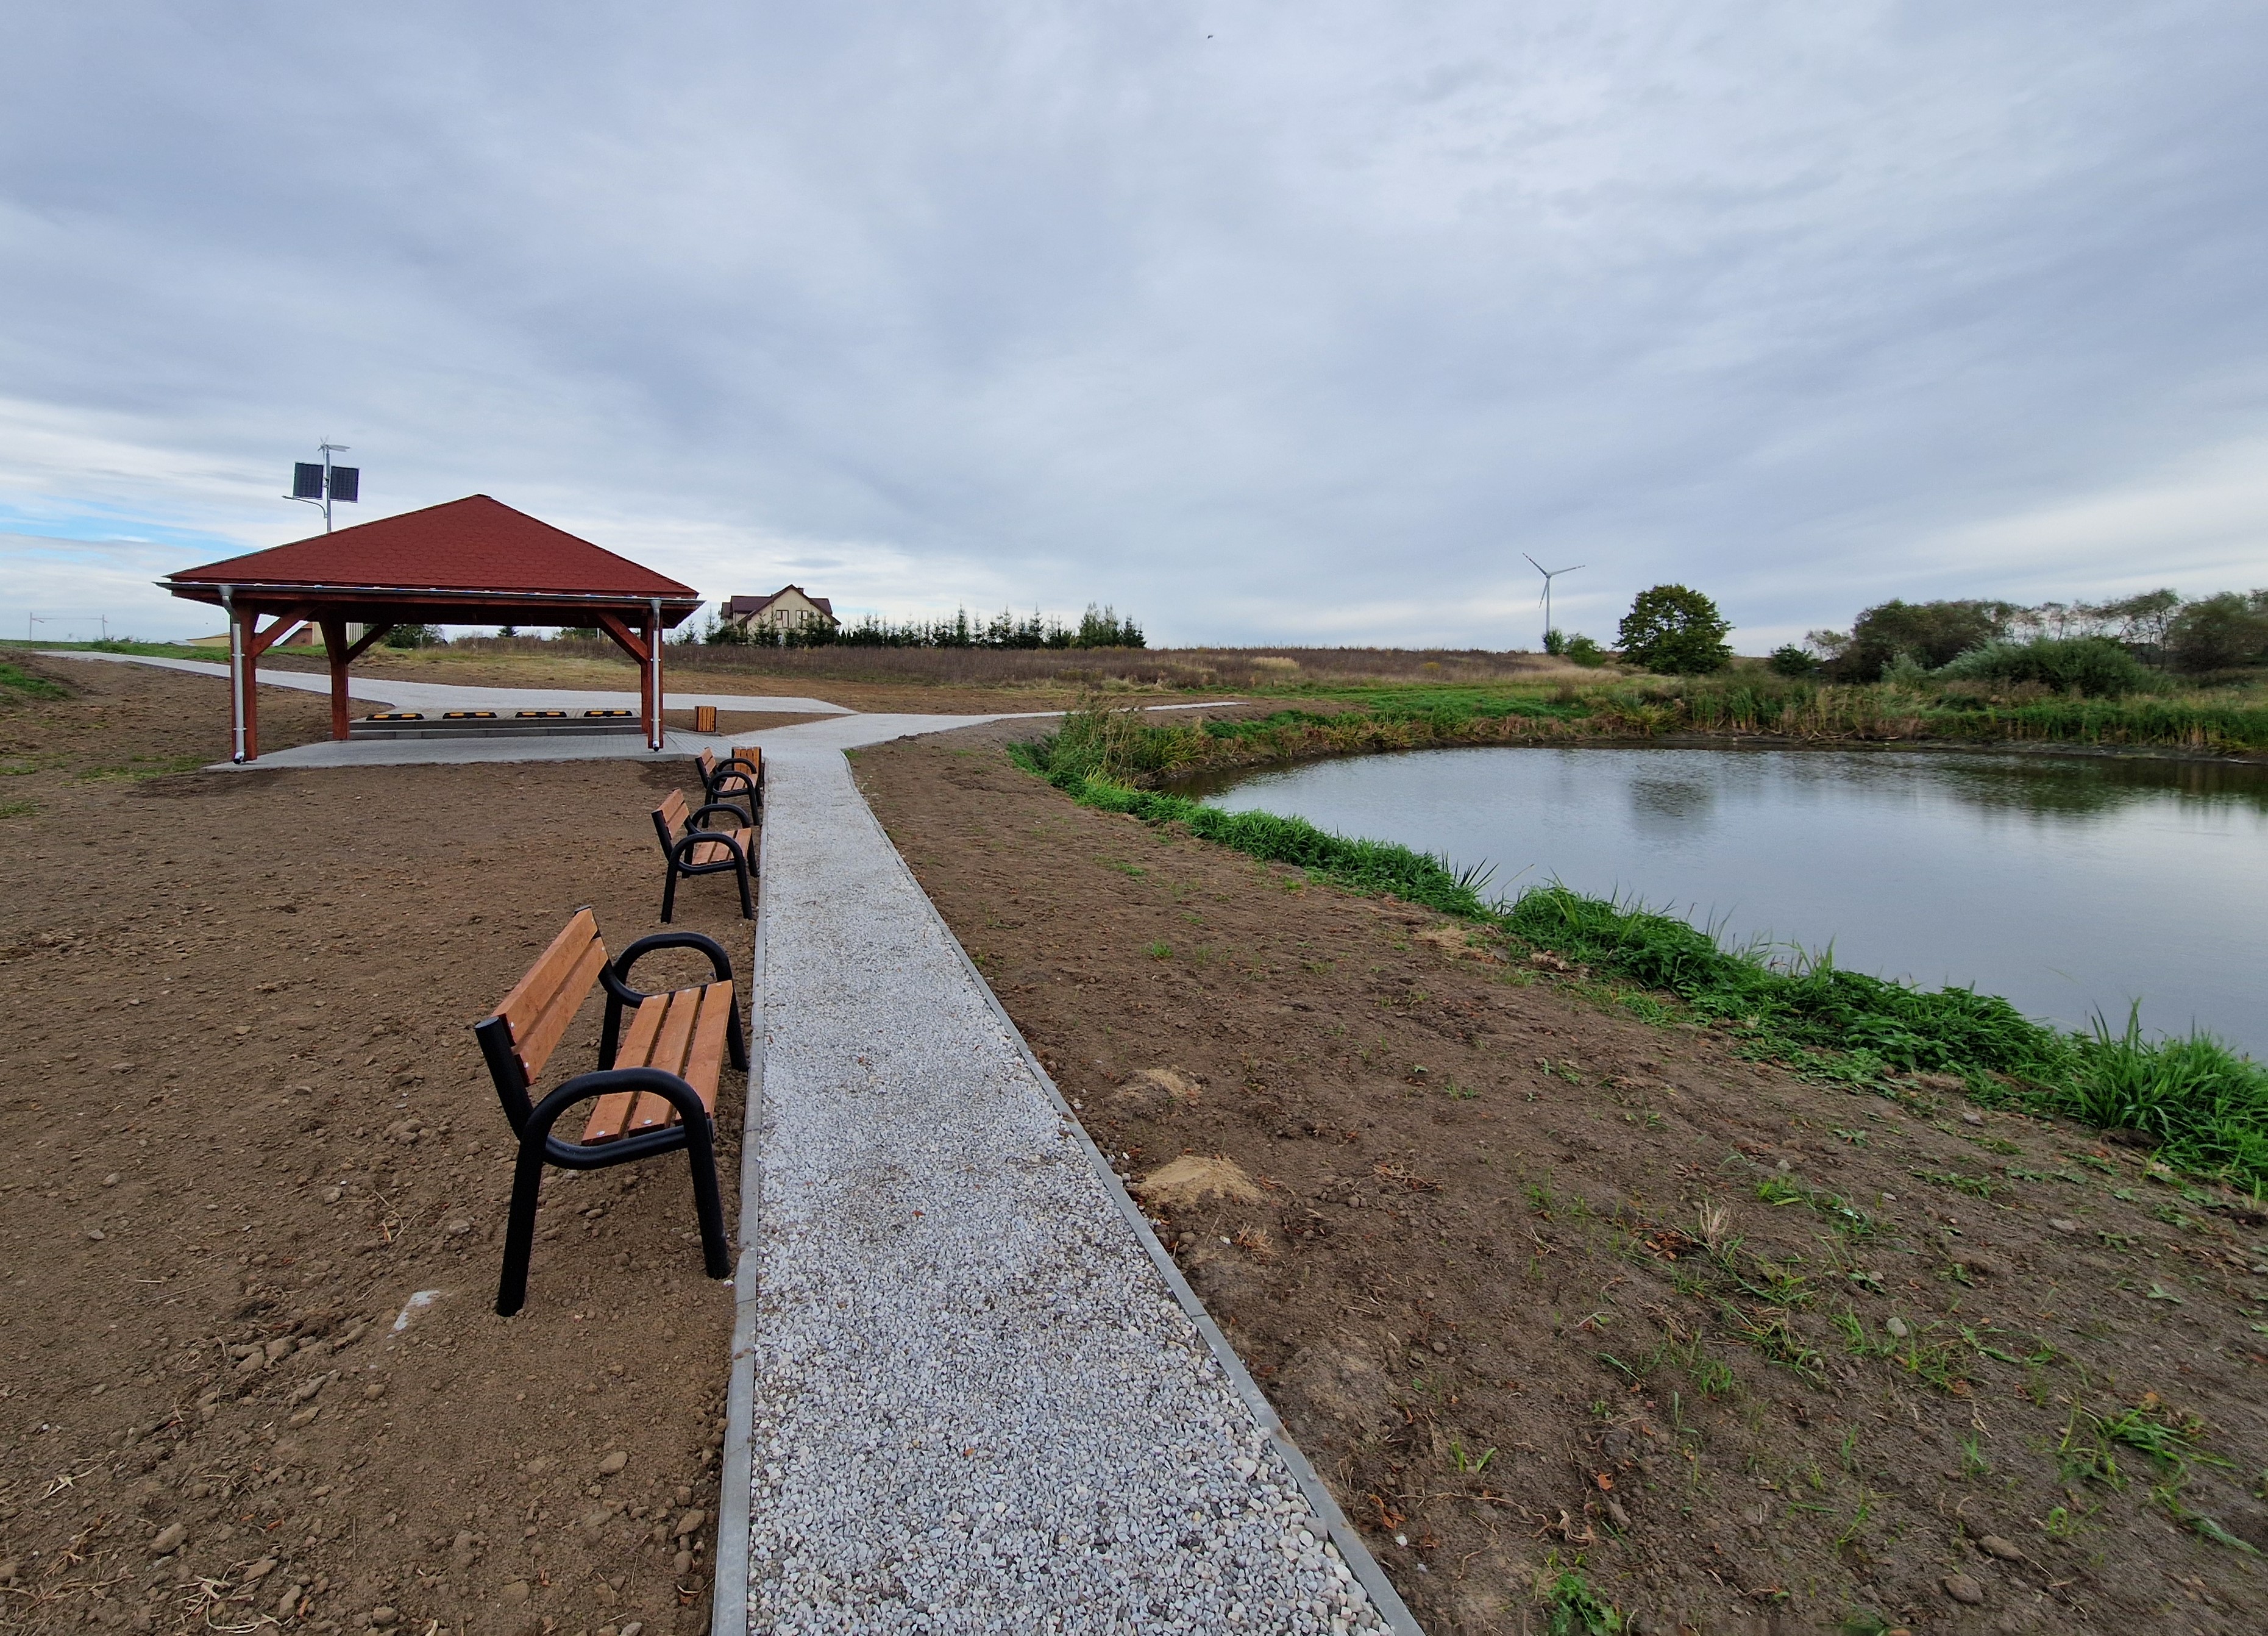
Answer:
728;586;835;619
165;495;699;603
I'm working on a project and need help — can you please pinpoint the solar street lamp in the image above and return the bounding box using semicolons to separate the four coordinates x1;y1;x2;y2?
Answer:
284;442;360;533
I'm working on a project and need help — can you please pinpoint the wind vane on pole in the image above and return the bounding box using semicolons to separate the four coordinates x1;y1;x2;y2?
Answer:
284;443;360;533
1523;554;1584;651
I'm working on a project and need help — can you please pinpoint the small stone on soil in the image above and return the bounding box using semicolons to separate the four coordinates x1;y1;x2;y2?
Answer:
1943;1573;1986;1605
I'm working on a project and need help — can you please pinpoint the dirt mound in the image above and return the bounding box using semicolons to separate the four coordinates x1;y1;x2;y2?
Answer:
1132;1155;1263;1207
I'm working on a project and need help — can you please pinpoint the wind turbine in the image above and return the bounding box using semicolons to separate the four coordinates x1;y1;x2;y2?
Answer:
1523;555;1584;651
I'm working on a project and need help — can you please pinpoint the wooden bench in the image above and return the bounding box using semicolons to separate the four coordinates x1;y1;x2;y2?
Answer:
695;745;763;828
652;788;755;922
473;908;745;1315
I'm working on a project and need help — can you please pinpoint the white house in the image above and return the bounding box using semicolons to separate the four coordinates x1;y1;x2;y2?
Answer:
722;586;836;639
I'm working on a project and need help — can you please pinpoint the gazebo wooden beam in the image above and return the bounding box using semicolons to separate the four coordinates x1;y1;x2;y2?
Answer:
594;609;665;750
316;619;399;741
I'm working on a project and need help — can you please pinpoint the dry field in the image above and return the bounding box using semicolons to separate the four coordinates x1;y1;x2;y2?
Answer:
246;637;1600;710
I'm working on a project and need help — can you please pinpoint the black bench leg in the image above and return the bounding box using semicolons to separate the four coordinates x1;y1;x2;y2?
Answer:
684;1112;731;1280
496;1133;550;1317
735;857;753;919
661;863;679;925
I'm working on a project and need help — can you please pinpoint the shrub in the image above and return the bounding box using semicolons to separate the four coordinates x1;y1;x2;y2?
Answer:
1939;635;2150;697
383;624;444;649
2165;592;2268;674
1616;585;1732;675
1834;599;2018;681
1768;644;1818;677
1880;652;1933;688
1564;635;1607;667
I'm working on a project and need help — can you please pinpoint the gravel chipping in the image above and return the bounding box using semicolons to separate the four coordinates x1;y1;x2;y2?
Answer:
744;746;1395;1635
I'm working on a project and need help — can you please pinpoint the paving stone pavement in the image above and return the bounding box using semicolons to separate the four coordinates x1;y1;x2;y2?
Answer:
731;747;1417;1635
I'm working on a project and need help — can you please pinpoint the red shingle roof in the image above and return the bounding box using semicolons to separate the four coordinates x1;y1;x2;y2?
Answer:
727;586;836;619
166;495;697;599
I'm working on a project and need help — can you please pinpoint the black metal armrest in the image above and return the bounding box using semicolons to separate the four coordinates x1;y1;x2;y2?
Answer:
522;1067;711;1168
602;930;738;1005
672;832;748;876
687;802;755;831
496;1065;731;1312
599;931;743;1070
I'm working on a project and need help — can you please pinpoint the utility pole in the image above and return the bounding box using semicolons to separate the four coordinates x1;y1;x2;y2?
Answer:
1523;555;1584;651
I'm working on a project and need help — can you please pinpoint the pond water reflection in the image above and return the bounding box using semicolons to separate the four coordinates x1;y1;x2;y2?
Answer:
1173;745;2268;1056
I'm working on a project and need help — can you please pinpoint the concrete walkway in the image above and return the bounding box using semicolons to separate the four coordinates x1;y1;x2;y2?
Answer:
201;713;1049;769
727;749;1415;1636
35;649;850;715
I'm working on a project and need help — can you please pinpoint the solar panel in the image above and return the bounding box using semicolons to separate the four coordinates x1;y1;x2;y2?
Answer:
293;462;324;499
329;466;360;503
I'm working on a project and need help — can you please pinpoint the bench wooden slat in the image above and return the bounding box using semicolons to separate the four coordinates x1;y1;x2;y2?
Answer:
496;909;602;1039
677;982;733;1109
508;937;608;1085
689;834;745;866
577;981;733;1145
659;788;689;829
580;995;669;1143
627;989;704;1134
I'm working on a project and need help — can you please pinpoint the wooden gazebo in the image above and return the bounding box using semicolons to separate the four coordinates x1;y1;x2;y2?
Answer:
163;496;702;761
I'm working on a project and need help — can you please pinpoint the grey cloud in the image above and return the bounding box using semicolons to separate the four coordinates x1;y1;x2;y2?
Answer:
2;1;2264;647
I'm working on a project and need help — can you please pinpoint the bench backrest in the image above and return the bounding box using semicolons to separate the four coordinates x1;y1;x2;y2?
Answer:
699;746;761;784
656;788;691;836
485;908;610;1091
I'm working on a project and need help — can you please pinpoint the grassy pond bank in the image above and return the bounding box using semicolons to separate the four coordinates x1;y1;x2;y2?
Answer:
1016;708;2268;1199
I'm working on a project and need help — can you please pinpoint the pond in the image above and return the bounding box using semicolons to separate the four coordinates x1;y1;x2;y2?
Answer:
1173;744;2268;1058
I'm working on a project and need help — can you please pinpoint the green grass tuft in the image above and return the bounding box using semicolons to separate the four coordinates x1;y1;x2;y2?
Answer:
0;660;70;703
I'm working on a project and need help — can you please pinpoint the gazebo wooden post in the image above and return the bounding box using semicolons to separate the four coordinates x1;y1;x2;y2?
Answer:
225;606;313;762
232;598;260;763
319;618;352;741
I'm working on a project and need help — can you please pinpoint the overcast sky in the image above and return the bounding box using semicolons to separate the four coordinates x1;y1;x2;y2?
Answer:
4;2;2264;647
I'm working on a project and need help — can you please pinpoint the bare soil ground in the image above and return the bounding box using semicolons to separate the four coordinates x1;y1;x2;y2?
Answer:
0;658;752;1636
854;724;2268;1636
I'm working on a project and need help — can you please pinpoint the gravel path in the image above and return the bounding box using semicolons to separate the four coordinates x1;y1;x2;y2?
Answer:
739;746;1409;1635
